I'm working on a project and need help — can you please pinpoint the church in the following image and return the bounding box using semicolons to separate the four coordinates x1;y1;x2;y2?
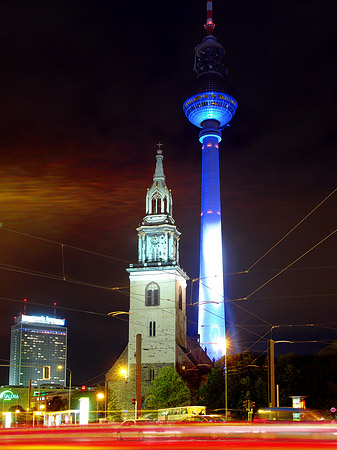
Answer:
106;148;212;414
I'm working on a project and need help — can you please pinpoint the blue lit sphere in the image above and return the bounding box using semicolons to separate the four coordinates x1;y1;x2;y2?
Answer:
183;74;238;128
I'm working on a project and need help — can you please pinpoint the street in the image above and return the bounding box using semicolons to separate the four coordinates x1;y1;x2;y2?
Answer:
0;423;337;449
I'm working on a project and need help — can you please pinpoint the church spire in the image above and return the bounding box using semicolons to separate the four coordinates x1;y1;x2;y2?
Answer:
144;146;173;225
153;144;165;180
135;147;181;267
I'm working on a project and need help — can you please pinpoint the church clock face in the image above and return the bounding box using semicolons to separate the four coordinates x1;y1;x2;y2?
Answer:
151;236;159;246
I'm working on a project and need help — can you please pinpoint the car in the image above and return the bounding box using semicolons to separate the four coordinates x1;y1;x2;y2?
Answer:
116;419;181;440
253;407;326;422
121;419;156;426
179;414;226;423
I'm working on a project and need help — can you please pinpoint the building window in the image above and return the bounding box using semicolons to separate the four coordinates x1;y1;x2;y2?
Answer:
149;321;156;337
145;282;160;306
178;286;182;310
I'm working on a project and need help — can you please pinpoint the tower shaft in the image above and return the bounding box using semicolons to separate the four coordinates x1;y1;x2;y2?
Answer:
198;131;225;359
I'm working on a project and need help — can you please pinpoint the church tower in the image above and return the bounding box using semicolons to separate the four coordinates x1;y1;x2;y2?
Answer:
106;148;212;416
127;148;189;371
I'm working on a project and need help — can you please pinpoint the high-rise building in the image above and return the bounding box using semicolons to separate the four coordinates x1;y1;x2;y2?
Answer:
183;0;238;361
9;314;67;387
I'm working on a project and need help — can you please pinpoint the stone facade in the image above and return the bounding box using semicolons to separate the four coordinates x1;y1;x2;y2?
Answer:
105;150;212;418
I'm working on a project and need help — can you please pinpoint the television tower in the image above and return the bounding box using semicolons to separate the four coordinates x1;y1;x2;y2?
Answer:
183;0;237;361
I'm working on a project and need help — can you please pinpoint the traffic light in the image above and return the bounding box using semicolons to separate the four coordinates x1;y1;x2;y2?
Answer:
81;385;86;391
132;398;136;404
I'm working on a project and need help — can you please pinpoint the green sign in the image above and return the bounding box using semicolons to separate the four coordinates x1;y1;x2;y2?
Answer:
0;390;19;401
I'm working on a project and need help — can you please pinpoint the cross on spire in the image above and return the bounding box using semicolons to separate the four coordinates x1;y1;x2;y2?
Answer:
156;142;163;153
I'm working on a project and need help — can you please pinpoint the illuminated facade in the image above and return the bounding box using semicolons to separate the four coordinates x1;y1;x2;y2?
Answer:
106;149;212;412
9;314;67;387
183;1;237;361
127;148;189;369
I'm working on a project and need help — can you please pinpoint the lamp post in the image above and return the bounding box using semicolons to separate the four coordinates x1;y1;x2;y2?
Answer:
225;344;228;420
268;339;294;407
57;366;72;411
96;393;104;422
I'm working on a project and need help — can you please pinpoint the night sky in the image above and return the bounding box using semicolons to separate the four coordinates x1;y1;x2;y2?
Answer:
0;0;336;386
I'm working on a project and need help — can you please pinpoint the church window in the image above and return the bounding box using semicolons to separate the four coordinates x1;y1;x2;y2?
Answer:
149;321;156;337
178;286;182;310
146;368;155;380
146;282;160;306
152;198;156;214
151;192;162;214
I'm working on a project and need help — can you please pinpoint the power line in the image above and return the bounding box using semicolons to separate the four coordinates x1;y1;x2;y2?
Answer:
246;187;337;272
245;229;337;300
250;293;337;300
0;262;129;292
0;225;131;264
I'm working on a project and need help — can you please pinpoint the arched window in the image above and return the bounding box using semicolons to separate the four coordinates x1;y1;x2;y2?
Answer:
149;321;156;337
178;286;182;310
145;282;160;306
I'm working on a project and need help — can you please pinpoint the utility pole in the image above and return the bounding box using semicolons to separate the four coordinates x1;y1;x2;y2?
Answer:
268;339;275;407
136;334;142;418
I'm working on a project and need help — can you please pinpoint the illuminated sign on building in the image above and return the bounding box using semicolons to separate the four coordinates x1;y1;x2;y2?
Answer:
21;315;65;326
0;390;19;401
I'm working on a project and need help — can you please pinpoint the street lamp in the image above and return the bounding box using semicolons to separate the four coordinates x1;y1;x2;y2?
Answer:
268;339;294;407
96;393;104;422
203;338;229;419
107;311;131;317
57;366;72;411
225;344;228;419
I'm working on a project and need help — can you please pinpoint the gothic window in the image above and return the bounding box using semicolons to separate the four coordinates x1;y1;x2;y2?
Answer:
146;368;155;381
149;321;156;337
151;192;162;214
178;286;182;310
146;282;160;306
163;197;167;213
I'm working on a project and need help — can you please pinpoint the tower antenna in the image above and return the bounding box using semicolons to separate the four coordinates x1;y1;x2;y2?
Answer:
204;0;215;34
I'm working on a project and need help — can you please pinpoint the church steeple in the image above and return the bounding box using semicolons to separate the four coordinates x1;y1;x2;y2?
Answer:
144;148;173;224
135;147;181;267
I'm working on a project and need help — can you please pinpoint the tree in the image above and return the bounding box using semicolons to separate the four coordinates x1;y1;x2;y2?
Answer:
199;367;224;409
275;353;303;406
199;351;268;418
107;391;122;422
147;366;191;409
47;395;67;411
275;342;337;410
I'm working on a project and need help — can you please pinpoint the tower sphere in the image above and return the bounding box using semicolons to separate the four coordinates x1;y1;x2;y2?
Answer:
183;34;237;129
